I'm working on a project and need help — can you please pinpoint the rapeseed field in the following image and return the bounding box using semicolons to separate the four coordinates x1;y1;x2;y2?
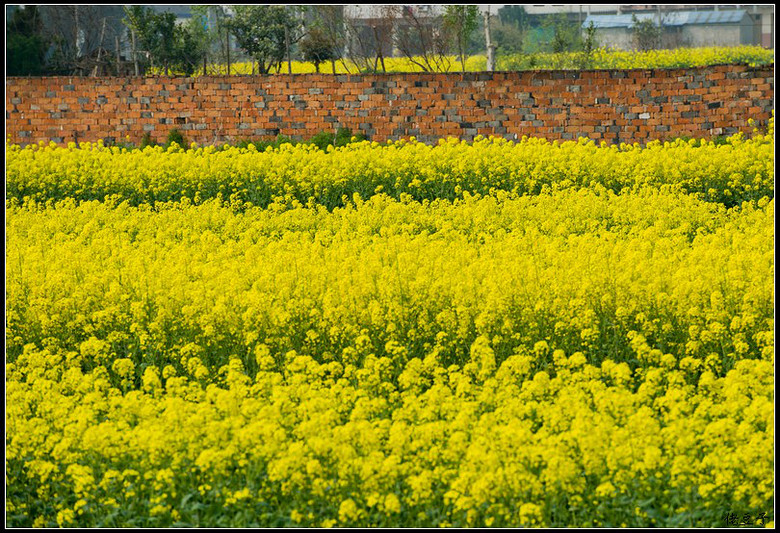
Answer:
175;46;773;75
5;120;774;527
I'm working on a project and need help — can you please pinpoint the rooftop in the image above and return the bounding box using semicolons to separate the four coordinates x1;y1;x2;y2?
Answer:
583;9;750;29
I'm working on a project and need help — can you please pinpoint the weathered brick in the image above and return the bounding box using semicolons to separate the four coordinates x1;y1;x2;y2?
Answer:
4;67;773;146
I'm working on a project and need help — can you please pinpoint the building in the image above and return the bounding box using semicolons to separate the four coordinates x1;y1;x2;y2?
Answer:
521;5;773;49
583;8;766;50
343;5;446;59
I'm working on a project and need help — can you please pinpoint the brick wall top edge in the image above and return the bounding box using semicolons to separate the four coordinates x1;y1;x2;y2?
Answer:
5;62;774;84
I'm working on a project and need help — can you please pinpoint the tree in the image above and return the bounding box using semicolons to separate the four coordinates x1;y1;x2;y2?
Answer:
393;5;451;73
124;6;178;75
185;7;216;75
345;5;398;72
631;14;662;51
300;27;336;73
546;12;581;54
176;16;209;76
43;5;124;75
344;6;395;73
305;6;346;74
577;21;599;68
492;20;525;56
226;5;303;75
498;5;531;32
187;5;233;75
7;6;48;76
124;6;208;76
443;6;479;73
492;5;529;57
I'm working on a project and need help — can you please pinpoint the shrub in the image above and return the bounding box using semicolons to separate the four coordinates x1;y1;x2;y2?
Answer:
165;128;186;149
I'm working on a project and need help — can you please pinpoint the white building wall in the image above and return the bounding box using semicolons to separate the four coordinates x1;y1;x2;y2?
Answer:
594;28;635;50
682;26;744;47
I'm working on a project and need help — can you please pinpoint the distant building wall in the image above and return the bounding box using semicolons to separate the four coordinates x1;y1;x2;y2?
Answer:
6;64;774;147
683;25;743;47
595;28;635;50
761;12;773;47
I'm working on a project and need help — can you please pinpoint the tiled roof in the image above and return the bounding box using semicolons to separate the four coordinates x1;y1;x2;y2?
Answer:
583;9;749;29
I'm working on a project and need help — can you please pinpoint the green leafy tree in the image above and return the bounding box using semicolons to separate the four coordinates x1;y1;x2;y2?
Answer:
180;8;213;75
631;14;662;51
443;5;480;73
189;5;232;75
495;5;530;56
546;12;580;54
300;27;338;73
578;21;599;68
124;6;207;76
492;19;526;56
226;5;303;74
6;6;48;76
124;6;178;75
305;6;346;74
498;5;531;32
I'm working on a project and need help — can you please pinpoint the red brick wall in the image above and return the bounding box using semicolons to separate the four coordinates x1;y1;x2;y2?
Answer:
5;64;774;146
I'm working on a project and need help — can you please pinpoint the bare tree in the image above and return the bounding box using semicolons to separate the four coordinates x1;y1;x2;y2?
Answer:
344;6;395;73
41;5;125;75
393;5;451;73
189;5;233;76
444;5;479;73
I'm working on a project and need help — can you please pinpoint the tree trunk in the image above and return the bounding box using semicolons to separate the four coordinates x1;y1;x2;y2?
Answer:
226;28;231;75
372;25;386;73
484;11;495;72
93;18;107;76
132;30;138;76
285;26;292;74
460;39;465;74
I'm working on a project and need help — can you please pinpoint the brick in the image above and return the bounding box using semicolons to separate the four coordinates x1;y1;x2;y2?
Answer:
4;67;773;146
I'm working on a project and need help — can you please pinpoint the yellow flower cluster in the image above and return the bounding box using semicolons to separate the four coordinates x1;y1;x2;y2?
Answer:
499;45;774;71
7;341;774;527
6;120;774;209
154;46;773;75
6;177;774;526
190;55;488;75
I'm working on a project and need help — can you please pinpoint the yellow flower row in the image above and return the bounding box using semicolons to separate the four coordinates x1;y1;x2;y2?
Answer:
499;45;775;71
194;54;488;75
5;130;775;526
153;46;773;76
7;191;772;381
6;120;774;209
7;333;774;526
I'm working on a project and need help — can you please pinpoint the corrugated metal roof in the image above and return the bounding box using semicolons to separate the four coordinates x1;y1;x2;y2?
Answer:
583;9;749;29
